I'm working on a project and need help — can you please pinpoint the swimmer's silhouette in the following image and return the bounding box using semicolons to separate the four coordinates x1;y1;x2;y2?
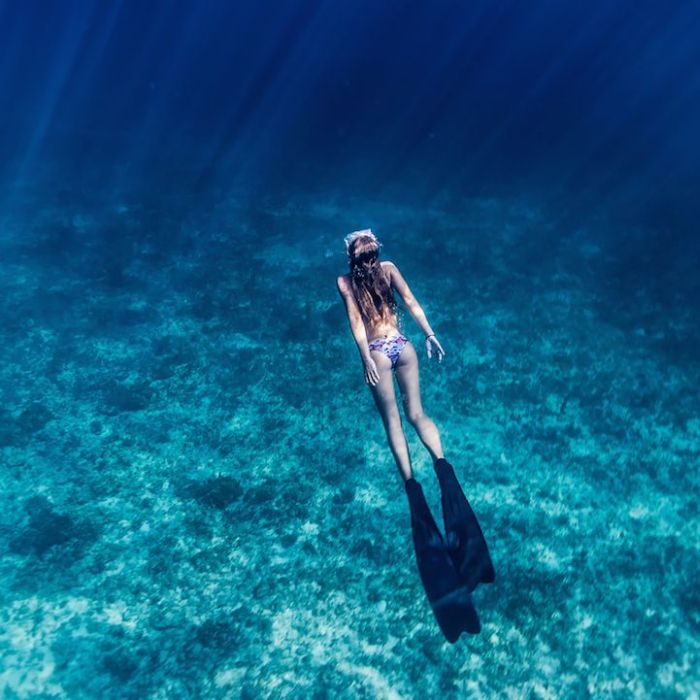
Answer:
336;229;494;642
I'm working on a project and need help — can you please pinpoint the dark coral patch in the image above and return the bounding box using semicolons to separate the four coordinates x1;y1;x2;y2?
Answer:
176;476;243;510
10;508;76;556
100;379;154;414
17;403;54;433
8;496;98;558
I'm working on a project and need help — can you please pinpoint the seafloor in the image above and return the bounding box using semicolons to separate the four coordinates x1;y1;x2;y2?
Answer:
0;182;698;699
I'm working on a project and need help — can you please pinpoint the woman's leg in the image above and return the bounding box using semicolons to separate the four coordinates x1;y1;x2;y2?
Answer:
394;342;444;463
368;350;413;482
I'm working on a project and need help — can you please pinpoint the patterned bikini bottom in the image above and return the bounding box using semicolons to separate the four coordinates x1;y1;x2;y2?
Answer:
368;333;409;371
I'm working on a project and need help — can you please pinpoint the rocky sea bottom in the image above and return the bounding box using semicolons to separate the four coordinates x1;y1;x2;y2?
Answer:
0;187;698;698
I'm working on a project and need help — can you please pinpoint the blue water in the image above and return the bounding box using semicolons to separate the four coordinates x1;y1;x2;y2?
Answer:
1;1;698;697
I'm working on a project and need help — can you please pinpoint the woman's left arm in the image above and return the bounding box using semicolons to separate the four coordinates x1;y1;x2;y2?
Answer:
336;277;373;361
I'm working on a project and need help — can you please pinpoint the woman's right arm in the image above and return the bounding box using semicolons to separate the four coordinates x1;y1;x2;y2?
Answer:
385;261;435;337
385;261;445;361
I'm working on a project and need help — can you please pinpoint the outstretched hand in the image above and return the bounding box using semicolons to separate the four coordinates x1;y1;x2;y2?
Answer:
426;335;445;362
364;357;380;386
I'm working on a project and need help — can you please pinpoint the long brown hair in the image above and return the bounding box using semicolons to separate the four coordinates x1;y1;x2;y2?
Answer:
346;233;398;326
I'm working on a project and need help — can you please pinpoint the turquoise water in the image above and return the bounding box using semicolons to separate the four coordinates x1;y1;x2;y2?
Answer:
0;184;697;697
2;1;700;697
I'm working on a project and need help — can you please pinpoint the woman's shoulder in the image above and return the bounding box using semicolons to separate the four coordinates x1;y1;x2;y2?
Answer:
380;260;397;280
336;272;351;292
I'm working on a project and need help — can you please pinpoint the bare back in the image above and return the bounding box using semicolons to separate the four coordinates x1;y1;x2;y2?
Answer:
339;260;410;341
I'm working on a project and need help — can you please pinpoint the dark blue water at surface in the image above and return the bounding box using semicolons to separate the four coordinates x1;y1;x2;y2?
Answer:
3;1;700;202
0;1;699;697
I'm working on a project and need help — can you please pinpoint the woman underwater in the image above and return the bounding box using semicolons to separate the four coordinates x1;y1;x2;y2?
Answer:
336;228;495;641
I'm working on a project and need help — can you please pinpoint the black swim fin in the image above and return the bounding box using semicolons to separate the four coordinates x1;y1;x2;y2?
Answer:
405;477;480;642
434;458;495;592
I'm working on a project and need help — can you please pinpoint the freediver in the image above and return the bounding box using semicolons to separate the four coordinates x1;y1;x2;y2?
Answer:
336;229;495;641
